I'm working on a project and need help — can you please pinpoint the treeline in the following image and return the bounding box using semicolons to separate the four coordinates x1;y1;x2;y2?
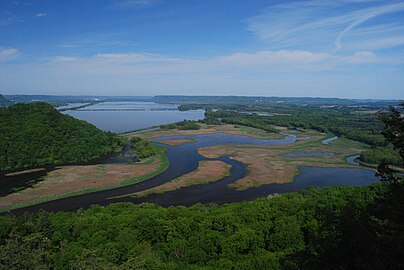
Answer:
130;137;155;159
155;95;399;107
160;120;200;130
2;184;404;269
206;107;386;146
200;110;277;133
221;117;278;133
360;146;402;165
0;102;123;171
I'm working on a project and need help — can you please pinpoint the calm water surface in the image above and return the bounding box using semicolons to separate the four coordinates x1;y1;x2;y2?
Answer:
63;102;205;132
346;155;361;165
8;133;379;214
322;136;338;145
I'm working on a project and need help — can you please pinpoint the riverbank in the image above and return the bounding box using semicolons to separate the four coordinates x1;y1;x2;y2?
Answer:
0;145;169;212
134;123;288;140
132;160;232;197
195;133;369;190
2;125;378;214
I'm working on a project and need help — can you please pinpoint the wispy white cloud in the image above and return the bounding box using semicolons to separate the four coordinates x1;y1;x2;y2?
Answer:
217;50;379;68
46;49;384;76
59;32;133;49
0;12;18;27
0;48;19;62
34;12;47;18
335;2;404;51
113;0;160;9
247;1;404;52
1;49;402;98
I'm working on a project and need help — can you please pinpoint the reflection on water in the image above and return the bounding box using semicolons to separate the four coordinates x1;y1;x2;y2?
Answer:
0;142;136;196
63;102;205;132
0;169;50;196
57;102;90;110
128;166;379;207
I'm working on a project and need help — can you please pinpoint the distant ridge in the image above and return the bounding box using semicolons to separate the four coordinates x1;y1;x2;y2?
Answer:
3;94;401;107
153;95;401;106
0;94;11;107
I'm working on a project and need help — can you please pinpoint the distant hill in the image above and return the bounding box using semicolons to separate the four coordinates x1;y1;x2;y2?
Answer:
0;94;11;107
0;102;123;171
153;95;401;106
4;95;153;103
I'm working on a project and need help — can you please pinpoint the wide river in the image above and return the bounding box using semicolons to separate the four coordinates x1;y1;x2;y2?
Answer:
62;101;205;132
8;133;379;215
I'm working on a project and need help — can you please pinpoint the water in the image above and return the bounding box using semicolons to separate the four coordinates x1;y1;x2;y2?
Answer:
8;133;379;214
322;136;338;145
63;102;205;132
0;143;136;196
127;166;379;207
57;102;89;110
282;152;335;158
238;111;274;116
346;155;360;165
77;102;178;110
0;169;50;196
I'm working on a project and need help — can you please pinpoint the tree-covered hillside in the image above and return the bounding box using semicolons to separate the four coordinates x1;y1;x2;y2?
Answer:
0;95;11;107
1;184;402;270
0;102;122;171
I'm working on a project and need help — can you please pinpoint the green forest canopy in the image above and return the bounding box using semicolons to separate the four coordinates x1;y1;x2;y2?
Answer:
130;137;155;159
1;184;401;270
0;102;123;171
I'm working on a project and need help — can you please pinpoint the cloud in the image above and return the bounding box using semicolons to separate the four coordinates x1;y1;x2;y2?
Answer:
0;48;19;62
34;12;47;18
247;1;404;52
0;13;17;27
45;50;383;77
335;2;404;51
113;0;160;9
1;50;402;98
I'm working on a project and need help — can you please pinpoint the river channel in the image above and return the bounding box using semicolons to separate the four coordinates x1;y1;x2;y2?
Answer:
7;133;379;214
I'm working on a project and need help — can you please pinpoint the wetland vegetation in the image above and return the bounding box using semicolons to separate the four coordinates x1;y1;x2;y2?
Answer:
130;137;156;159
0;96;403;270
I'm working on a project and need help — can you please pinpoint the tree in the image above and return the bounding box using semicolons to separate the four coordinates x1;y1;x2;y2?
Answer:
377;102;404;184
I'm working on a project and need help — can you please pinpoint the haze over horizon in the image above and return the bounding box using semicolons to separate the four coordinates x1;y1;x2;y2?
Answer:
1;0;404;99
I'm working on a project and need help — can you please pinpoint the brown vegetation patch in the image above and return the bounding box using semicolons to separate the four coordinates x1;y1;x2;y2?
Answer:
0;159;161;210
135;160;231;196
198;134;367;190
158;138;195;145
132;124;282;139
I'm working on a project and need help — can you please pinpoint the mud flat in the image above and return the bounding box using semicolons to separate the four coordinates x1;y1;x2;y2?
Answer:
0;146;168;212
134;160;231;197
157;138;195;145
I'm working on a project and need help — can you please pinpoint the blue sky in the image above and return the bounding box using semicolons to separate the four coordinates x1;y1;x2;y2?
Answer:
0;0;404;99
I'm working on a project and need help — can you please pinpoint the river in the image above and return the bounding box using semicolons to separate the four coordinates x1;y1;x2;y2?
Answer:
7;133;379;215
